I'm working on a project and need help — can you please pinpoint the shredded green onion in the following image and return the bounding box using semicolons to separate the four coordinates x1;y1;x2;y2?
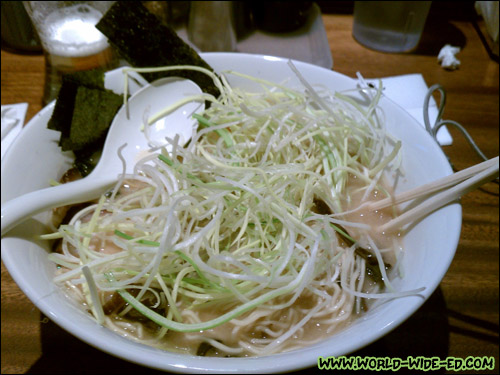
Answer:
45;64;416;356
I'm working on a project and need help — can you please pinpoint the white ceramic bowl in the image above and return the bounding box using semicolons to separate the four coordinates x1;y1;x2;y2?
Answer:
1;53;461;373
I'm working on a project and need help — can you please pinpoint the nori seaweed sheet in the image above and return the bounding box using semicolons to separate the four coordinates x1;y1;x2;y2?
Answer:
47;79;78;138
95;1;220;99
47;68;122;153
47;69;106;136
62;68;106;88
60;85;122;152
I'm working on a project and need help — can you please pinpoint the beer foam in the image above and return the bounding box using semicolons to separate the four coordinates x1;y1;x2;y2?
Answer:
43;4;109;57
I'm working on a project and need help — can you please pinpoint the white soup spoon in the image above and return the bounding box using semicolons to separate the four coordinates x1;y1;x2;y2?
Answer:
1;76;203;235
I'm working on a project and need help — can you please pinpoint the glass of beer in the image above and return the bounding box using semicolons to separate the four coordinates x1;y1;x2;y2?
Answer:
23;1;118;105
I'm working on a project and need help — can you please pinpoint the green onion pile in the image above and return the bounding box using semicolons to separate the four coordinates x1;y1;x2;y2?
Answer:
43;63;420;357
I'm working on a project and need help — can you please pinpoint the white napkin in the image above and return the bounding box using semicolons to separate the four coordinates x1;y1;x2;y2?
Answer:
438;45;461;70
1;103;28;160
366;74;453;145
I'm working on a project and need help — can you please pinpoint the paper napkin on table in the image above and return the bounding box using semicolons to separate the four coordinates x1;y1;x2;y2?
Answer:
366;74;453;145
1;103;28;160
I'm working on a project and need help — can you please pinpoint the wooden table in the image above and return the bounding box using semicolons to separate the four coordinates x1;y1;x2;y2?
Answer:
2;13;498;374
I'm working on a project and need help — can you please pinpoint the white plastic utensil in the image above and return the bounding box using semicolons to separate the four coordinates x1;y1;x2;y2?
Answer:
1;77;203;235
373;156;499;233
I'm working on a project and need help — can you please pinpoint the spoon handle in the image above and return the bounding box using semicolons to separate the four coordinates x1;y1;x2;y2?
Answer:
1;177;115;236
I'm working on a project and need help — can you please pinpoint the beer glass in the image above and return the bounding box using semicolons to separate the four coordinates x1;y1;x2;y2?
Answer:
23;1;118;104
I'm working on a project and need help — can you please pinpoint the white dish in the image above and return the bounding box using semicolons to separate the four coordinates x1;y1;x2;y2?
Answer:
1;53;461;373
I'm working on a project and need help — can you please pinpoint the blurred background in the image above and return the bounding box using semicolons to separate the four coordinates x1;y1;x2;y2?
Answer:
2;1;497;57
